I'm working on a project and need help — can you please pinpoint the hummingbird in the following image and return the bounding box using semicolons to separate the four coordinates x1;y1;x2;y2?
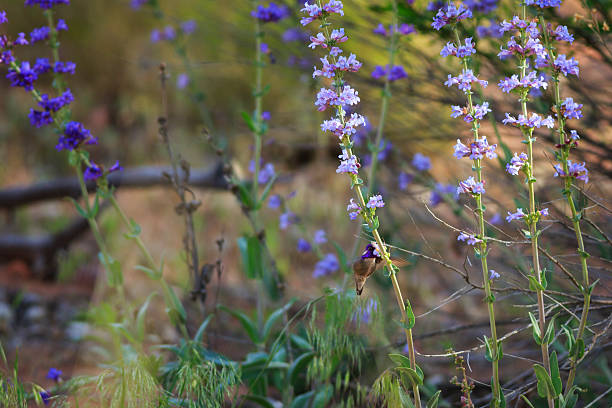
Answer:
353;242;407;295
353;243;384;295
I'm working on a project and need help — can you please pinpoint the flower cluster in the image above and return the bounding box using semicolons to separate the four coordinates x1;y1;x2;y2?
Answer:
505;152;528;175
444;69;488;91
313;253;339;278
450;102;491;123
441;37;475;58
457;232;482;246
373;23;415;37
25;0;70;9
251;3;289;23
506;207;548;222
431;3;472;31
371;64;408;81
453;136;497;160
0;7;119;181
313;53;362;78
457;176;485;195
352;298;378;324
498;71;547;93
300;1;344;26
150;21;196;43
553;160;589;183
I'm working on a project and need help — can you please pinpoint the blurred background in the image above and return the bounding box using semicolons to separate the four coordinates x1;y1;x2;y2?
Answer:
0;0;611;405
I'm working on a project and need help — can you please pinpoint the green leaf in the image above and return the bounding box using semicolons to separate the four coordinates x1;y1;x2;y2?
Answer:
288;351;315;389
290;334;313;351
238;235;263;279
241;111;256;132
533;364;554;398
134;264;162;280
136;292;157;341
544;316;556;345
262;298;297;343
257;174;277;209
405;299;416;329
68;197;89;219
99;253;123;287
564;386;580;408
193;314;214;344
528;312;542;345
550;351;562;396
426;390;442;408
388;353;412;368
218;305;260;344
520;395;536;408
243;395;277;408
396;367;423;386
161;282;186;325
236;182;255;210
484;335;493;362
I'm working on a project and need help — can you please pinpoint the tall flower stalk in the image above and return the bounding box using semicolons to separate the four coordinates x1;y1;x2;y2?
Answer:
302;1;421;405
534;2;591;393
497;3;557;407
433;3;503;405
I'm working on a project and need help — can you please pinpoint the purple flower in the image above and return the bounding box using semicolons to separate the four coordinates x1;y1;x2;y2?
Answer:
371;65;387;79
313;229;327;245
412;153;431;171
283;28;308;43
56;121;96;151
336;150;360;175
181;20;197;35
361;243;381;259
539;208;549;217
398;23;416;35
54;20;68;32
525;0;562;8
554;54;579;77
176;73;189;89
352;298;378;324
260;42;269;54
498;71;547;93
373;23;387;36
560;97;582;120
6;61;38;91
453;136;497;160
0;11;7;24
476;20;503;38
444;69;488;91
398;172;413;191
554;25;574;43
279;211;296;230
297;239;312;253
164;25;176;41
457;232;482;246
300;1;344;26
506;208;526;222
366;194;385;209
502;112;555;129
489;213;502;225
46;368;62;382
313;253;339;278
33;58;51;74
84;162;103;181
457;176;485;195
268;194;281;209
430;183;458;206
54;61;76;75
40;390;51;405
457;37;476;58
464;0;499;13
432;3;472;31
150;29;162;43
130;0;148;9
14;32;29;46
553;160;589;183
252;3;289;23
24;0;70;9
347;198;361;220
506;152;528;175
29;89;73;127
30;27;50;43
388;65;407;81
489;269;500;280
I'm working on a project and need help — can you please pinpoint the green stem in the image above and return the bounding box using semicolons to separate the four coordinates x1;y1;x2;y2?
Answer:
318;10;421;406
452;27;501;406
519;7;552;408
537;15;591;393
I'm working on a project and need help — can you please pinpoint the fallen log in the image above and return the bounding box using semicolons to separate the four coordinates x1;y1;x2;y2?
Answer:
0;162;228;209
